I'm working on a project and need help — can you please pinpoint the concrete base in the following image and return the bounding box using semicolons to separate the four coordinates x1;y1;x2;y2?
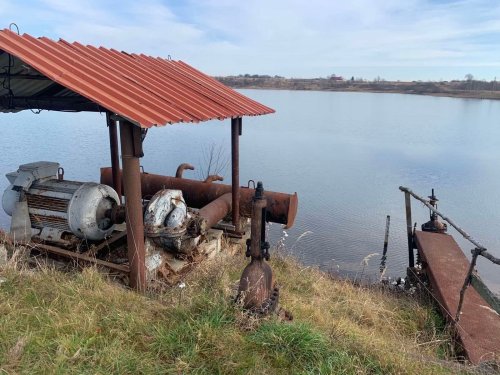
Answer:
198;229;223;259
144;228;228;284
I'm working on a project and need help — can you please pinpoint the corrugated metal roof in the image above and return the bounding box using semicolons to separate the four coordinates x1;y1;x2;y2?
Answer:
0;29;274;128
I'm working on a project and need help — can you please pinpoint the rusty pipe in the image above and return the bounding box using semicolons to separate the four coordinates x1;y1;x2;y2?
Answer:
238;182;275;311
250;183;267;260
107;112;122;201
196;192;232;234
119;120;146;292
175;163;195;178
101;167;298;228
204;175;224;183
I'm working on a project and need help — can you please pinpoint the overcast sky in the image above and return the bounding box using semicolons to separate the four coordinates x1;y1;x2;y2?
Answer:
1;0;500;81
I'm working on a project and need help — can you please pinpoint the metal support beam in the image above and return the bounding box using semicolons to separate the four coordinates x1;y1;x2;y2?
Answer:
31;242;130;274
231;117;242;232
119;120;146;291
0;97;100;112
107;112;122;201
404;191;415;267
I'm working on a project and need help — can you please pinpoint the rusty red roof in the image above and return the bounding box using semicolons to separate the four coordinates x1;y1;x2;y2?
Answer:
0;29;274;128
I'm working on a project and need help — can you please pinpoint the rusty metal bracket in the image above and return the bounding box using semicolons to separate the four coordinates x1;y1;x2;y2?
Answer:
81;230;127;258
455;248;482;322
30;242;130;273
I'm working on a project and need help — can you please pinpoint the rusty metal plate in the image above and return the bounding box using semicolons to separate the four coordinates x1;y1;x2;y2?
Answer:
415;231;500;364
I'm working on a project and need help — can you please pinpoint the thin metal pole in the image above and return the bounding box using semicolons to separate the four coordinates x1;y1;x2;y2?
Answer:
119;120;146;291
383;215;390;256
379;215;391;274
455;248;481;322
106;112;122;201
231;117;241;232
404;191;415;267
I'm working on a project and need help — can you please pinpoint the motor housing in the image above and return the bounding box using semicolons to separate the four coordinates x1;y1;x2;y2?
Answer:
2;162;120;242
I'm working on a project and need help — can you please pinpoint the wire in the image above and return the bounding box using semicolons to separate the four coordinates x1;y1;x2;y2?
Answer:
8;23;19;35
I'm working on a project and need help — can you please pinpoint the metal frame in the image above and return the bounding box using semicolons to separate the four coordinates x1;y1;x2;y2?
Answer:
399;186;500;321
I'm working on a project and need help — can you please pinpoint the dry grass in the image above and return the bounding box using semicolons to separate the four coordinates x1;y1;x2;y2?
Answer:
0;238;482;374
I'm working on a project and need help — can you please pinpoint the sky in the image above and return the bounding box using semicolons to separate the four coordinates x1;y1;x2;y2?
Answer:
1;0;500;81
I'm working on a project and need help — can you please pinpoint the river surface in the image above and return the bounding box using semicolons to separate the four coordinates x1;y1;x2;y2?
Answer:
1;90;500;292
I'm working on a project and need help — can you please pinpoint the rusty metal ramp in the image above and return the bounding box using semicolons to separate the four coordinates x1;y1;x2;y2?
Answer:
415;231;500;364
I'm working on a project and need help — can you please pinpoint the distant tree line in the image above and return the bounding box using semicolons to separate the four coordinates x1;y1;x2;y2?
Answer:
215;73;500;98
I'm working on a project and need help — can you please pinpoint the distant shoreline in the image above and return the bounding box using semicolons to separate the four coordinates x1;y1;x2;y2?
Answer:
216;76;500;101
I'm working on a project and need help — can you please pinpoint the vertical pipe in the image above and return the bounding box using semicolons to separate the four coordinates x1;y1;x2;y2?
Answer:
119;120;146;291
250;198;266;259
106;112;122;201
405;192;415;267
231;117;241;232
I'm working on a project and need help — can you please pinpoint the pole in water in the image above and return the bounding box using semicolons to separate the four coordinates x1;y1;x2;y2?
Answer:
380;215;390;273
383;215;390;255
404;191;415;268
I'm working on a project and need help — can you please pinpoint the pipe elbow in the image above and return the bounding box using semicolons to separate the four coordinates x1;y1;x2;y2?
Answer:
204;175;224;183
175;163;195;178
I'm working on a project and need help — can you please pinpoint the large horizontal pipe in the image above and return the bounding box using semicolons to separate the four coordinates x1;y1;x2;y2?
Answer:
100;167;298;228
196;192;233;234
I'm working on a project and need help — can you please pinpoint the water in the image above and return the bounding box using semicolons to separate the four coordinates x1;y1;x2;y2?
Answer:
1;90;500;292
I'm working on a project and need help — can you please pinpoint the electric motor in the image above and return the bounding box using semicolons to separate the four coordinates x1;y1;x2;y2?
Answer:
2;161;119;242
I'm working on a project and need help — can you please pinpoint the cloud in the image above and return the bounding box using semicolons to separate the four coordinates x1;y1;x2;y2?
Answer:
1;0;500;80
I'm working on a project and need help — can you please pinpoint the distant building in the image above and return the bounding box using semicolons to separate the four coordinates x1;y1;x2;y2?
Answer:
328;74;344;81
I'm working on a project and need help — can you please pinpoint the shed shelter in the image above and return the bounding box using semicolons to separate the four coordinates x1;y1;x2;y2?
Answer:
0;29;275;290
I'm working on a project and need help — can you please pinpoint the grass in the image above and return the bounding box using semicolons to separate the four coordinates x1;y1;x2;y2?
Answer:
0;240;479;374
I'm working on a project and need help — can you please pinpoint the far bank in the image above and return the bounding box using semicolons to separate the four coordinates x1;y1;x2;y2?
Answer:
216;76;500;100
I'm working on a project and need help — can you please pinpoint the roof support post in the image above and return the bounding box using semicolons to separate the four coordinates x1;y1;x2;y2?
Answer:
231;117;242;232
119;119;146;291
106;112;122;202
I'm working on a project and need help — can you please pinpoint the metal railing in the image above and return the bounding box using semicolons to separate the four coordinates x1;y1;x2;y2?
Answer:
399;186;500;321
